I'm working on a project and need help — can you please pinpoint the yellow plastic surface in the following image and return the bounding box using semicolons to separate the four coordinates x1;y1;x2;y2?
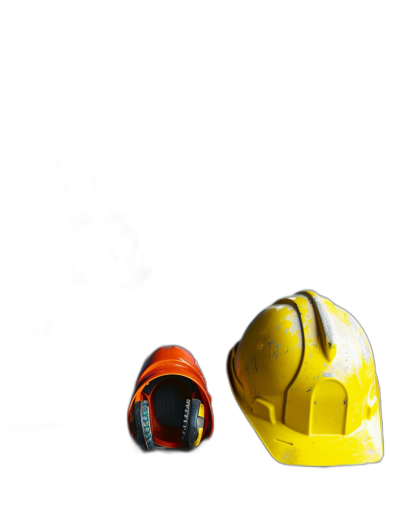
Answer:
194;403;205;447
227;290;383;466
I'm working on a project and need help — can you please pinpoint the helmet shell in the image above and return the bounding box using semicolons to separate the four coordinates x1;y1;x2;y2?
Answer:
129;345;213;447
228;290;383;466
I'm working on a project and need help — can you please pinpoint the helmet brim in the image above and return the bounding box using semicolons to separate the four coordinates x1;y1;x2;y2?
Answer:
227;346;383;467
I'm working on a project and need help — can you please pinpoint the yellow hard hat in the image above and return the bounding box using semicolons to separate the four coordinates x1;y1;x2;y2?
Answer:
227;290;383;466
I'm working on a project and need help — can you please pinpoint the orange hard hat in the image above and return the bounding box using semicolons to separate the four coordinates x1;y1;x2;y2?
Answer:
128;345;214;450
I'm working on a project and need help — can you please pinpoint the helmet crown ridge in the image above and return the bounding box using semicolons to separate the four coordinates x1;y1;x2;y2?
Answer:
298;290;337;361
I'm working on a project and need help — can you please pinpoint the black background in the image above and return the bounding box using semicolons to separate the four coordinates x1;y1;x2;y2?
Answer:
24;91;394;513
